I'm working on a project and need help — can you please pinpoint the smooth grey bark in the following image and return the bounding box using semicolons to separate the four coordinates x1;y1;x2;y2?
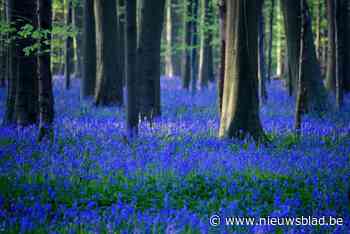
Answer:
219;0;266;142
37;0;54;141
125;0;138;136
138;0;165;119
81;0;96;98
258;0;267;104
267;0;275;82
117;0;126;86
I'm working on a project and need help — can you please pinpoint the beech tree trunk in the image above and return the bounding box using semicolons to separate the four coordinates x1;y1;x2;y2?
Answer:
64;0;73;89
190;0;199;95
219;0;266;142
126;0;138;136
37;0;54;141
81;0;96;98
281;0;327;112
218;0;226;117
182;0;192;89
72;1;83;78
13;1;38;126
94;0;123;106
138;0;166;119
258;0;267;104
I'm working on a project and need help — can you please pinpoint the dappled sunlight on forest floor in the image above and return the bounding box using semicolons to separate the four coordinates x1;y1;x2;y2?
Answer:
0;77;349;233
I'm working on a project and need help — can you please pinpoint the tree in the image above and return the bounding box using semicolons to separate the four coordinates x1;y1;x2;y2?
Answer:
94;0;123;106
117;0;126;86
37;0;54;141
281;0;327;112
190;0;199;95
72;1;83;78
267;0;275;82
258;0;267;104
219;0;266;142
138;0;166;119
198;0;211;89
81;0;96;98
64;0;73;89
12;0;38;126
325;0;350;98
218;0;226;116
182;0;192;89
125;0;138;136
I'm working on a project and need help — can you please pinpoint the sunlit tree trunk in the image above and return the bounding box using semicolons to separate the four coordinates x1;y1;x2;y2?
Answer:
219;0;266;142
182;0;192;89
72;1;83;78
258;0;267;104
190;0;199;95
218;0;226;116
198;0;210;89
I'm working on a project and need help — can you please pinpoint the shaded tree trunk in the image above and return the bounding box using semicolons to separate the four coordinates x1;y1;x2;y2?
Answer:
258;0;267;104
64;0;73;89
94;0;123;106
182;0;192;89
0;0;7;88
125;0;138;137
219;0;266;142
13;1;38;126
171;0;183;77
138;0;166;119
281;0;327;112
218;0;226;116
267;0;275;82
37;0;54;141
190;0;199;95
81;0;96;98
118;0;126;86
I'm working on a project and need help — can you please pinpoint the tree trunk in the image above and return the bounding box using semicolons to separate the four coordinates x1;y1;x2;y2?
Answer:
164;0;174;77
13;1;39;126
295;0;307;131
117;0;126;86
219;0;266;142
267;0;275;82
258;0;267;104
72;1;83;78
138;0;166;119
64;0;73;89
3;0;17;125
198;0;210;89
0;0;7;88
218;0;226;117
190;0;199;95
81;0;96;98
281;0;327;112
125;0;138;137
181;0;192;89
171;0;183;77
37;0;55;141
94;0;123;106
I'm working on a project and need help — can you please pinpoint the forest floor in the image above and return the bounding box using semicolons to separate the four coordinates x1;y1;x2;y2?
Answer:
0;77;349;233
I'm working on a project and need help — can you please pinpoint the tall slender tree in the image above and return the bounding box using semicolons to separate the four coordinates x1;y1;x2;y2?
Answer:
182;0;192;89
218;0;226;116
219;0;266;142
37;0;54;141
64;0;73;89
72;1;83;78
81;0;96;98
258;0;267;104
125;0;138;136
267;0;275;82
190;0;199;95
94;0;123;106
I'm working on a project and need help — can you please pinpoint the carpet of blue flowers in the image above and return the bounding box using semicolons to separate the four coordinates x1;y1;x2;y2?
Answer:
0;76;349;233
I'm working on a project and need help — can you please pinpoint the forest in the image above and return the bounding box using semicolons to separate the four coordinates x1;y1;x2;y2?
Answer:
0;0;349;233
